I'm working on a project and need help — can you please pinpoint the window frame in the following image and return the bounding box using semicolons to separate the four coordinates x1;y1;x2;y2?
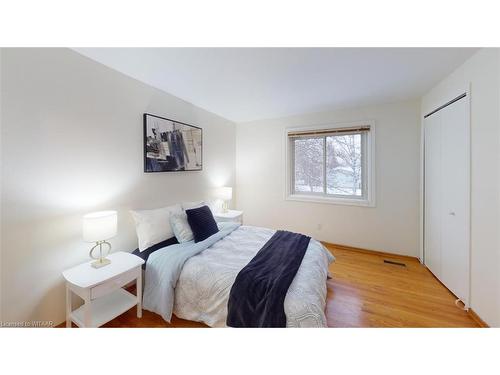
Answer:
285;121;376;207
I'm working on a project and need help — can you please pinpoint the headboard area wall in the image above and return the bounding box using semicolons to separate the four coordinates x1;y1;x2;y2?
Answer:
0;48;236;325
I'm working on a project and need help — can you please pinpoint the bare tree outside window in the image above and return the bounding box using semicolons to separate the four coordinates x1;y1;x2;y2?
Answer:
294;138;324;193
326;134;362;196
292;132;364;197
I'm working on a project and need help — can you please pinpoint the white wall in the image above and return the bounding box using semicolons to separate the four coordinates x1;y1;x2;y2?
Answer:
0;48;236;325
236;99;421;256
421;48;500;327
0;47;3;324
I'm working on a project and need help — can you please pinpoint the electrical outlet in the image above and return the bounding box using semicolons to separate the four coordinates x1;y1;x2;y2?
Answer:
317;223;322;231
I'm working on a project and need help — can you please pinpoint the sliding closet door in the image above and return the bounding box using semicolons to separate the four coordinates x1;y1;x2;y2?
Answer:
424;94;470;307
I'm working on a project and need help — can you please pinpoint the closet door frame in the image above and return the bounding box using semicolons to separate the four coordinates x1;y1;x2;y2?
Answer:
420;84;471;308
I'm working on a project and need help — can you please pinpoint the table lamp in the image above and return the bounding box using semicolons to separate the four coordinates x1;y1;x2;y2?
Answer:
216;186;232;213
83;210;117;268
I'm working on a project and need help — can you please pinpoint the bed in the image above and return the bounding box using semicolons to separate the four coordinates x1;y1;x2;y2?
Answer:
142;222;334;328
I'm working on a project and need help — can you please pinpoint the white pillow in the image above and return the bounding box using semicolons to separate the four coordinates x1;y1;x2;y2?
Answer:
169;212;194;243
182;200;218;214
130;204;182;251
181;200;205;210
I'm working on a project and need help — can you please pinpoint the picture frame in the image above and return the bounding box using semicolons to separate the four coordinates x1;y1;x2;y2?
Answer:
143;113;203;173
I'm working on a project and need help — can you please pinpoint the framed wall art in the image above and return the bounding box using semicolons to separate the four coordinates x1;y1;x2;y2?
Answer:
144;113;203;172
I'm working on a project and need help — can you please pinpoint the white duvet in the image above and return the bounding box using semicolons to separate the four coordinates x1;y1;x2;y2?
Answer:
172;225;334;327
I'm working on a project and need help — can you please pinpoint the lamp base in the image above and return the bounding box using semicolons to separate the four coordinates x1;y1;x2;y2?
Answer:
91;258;111;269
89;240;112;268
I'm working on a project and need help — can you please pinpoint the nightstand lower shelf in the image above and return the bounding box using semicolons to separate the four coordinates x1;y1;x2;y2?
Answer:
71;289;137;328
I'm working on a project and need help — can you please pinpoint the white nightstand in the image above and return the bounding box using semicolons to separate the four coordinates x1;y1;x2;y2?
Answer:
62;252;144;328
214;209;243;224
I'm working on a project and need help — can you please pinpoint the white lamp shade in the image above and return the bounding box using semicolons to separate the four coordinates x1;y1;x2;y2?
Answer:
216;186;232;201
82;210;117;242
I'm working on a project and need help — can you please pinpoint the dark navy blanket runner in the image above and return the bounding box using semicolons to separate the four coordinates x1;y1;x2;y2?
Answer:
226;230;311;327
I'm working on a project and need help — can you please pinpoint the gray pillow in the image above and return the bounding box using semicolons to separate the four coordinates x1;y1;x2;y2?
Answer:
169;211;194;243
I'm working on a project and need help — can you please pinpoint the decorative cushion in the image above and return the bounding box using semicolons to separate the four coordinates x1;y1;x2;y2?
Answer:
170;211;194;243
130;204;182;251
185;205;219;243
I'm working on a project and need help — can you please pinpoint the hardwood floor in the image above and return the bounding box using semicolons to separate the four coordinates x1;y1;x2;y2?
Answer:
324;244;478;327
65;244;480;328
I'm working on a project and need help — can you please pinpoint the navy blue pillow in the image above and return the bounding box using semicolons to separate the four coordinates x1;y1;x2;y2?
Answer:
186;205;219;243
132;236;179;269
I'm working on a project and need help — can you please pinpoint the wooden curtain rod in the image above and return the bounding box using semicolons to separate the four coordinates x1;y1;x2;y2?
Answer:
287;126;371;137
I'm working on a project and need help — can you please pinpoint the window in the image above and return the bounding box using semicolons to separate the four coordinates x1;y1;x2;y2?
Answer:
286;123;374;206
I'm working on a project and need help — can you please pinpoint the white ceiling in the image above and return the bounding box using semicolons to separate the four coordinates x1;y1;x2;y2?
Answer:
74;48;477;123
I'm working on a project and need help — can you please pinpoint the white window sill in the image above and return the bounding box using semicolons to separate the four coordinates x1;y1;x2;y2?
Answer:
286;194;375;207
